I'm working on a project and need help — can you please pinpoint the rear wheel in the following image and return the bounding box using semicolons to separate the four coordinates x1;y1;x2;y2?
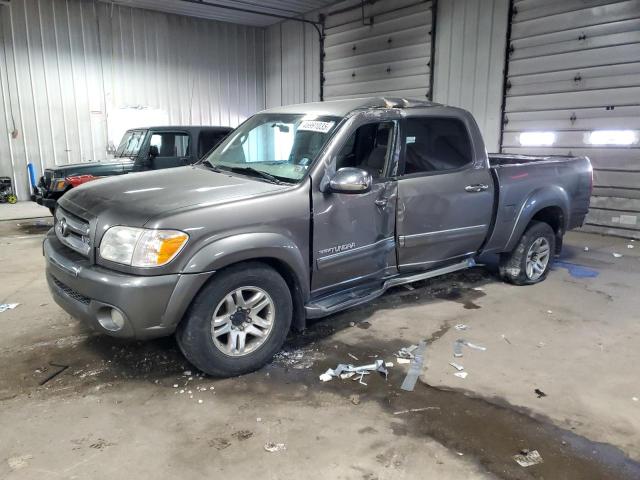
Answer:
7;194;17;204
176;262;292;377
499;220;555;285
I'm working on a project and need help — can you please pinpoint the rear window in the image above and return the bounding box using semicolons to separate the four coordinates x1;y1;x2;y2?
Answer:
400;117;473;175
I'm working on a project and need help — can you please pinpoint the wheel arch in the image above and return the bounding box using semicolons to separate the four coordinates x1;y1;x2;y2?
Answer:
182;233;310;331
505;186;570;253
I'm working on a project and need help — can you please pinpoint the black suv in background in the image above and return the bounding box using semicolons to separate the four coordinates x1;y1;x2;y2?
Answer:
33;126;232;213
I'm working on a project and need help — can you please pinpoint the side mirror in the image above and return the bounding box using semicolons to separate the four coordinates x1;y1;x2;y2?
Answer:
148;145;159;157
329;167;372;194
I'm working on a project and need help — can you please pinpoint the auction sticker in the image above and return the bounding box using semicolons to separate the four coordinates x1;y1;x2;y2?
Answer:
298;120;335;133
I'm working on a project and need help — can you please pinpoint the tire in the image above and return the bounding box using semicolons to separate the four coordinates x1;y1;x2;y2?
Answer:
499;220;556;286
176;261;292;377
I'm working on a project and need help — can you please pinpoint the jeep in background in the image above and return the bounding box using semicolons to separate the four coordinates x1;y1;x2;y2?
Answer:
44;98;592;377
32;126;232;213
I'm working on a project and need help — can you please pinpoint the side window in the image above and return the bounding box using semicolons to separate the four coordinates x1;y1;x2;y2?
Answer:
198;130;228;157
150;132;190;157
401;117;472;175
335;122;393;179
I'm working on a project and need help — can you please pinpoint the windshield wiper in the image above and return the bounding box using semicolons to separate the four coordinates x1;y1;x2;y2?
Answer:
224;166;284;184
201;159;224;173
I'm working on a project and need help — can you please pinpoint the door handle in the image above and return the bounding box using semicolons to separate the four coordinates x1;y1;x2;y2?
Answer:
375;198;388;207
465;184;489;193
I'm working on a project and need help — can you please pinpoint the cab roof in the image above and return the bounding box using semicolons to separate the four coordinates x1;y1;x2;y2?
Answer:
261;97;439;117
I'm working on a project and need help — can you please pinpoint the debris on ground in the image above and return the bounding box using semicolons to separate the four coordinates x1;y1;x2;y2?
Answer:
7;454;33;470
534;388;547;398
454;372;468;379
613;253;623;258
264;442;286;453
347;353;359;361
403;284;415;291
183;370;192;376
349;394;360;405
273;348;324;369
454;339;487;357
39;362;69;386
472;287;484;291
584;246;589;252
400;340;427;392
628;244;634;249
454;324;468;331
547;310;553;314
397;344;418;360
396;358;411;364
513;449;544;467
449;362;464;371
632;397;638;402
319;359;392;383
232;430;253;441
0;303;19;313
501;334;512;344
393;407;440;415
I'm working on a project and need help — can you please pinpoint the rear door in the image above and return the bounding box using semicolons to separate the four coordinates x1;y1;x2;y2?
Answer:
149;131;191;169
396;114;493;270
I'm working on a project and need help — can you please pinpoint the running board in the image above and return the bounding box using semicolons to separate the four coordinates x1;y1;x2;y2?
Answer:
305;258;475;319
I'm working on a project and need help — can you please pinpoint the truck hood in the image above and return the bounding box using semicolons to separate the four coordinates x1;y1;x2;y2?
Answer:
59;165;288;225
46;159;127;174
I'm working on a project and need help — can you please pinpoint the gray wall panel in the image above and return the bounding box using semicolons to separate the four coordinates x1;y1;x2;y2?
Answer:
502;0;640;237
0;0;265;200
433;0;509;152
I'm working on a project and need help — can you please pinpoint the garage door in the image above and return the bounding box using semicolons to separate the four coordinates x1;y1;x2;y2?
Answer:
323;0;434;101
500;0;640;238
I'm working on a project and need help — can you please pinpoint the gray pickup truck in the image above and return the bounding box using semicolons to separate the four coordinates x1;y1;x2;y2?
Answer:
44;98;592;376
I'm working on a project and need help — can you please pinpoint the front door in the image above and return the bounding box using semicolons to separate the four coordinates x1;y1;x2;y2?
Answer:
149;131;191;169
311;120;398;295
396;115;493;270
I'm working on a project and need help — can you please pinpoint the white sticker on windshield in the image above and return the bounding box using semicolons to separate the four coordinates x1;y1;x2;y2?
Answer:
406;136;416;144
298;120;335;133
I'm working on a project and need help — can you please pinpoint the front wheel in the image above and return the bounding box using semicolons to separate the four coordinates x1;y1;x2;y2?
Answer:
499;220;555;285
176;262;292;377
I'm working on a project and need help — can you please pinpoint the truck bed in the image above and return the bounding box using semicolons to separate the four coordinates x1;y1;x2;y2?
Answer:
482;153;593;254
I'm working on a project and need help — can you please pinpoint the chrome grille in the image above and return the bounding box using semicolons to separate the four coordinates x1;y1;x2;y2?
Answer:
54;208;91;257
52;277;90;305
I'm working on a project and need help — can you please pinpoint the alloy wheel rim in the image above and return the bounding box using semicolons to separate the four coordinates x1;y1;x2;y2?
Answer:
525;237;550;280
210;286;275;357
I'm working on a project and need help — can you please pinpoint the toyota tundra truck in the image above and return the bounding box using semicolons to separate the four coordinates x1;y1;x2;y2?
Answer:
43;98;592;377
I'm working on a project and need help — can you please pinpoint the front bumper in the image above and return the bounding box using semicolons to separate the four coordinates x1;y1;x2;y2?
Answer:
32;189;57;209
44;232;213;339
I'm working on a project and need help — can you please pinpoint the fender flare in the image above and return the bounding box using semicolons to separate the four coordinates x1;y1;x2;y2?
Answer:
182;231;310;301
505;185;570;252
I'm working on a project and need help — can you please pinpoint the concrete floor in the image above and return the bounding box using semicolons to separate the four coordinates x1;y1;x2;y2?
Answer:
1;218;639;479
0;201;51;221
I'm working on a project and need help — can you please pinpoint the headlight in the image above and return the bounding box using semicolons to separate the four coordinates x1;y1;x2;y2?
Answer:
99;226;189;267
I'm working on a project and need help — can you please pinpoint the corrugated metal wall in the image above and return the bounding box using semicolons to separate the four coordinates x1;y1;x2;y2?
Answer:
265;14;321;107
432;0;509;152
323;0;433;101
265;0;434;107
501;0;640;238
0;0;265;200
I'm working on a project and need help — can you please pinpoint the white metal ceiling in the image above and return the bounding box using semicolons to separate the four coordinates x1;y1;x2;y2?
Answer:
100;0;339;26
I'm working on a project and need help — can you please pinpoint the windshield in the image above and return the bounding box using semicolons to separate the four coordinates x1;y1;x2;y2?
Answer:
202;114;341;183
115;130;147;157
